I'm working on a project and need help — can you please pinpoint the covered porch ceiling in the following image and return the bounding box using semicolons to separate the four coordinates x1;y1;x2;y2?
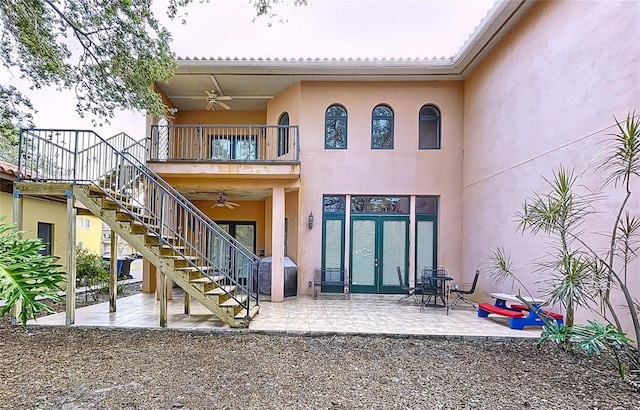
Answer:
156;0;534;112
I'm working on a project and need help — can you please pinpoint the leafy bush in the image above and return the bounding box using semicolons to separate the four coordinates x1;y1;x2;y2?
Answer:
0;218;65;326
76;247;109;301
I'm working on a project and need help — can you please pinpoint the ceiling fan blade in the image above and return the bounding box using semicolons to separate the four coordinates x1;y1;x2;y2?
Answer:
217;96;232;101
226;201;240;207
224;203;235;209
205;101;215;110
217;101;231;110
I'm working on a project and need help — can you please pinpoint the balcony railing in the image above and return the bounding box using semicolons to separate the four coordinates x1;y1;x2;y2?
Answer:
148;124;299;162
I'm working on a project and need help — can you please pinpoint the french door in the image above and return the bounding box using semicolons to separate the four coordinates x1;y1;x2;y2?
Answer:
350;216;408;294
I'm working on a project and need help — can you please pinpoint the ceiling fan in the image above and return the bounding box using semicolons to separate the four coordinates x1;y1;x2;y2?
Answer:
212;192;240;209
167;75;273;110
205;90;232;111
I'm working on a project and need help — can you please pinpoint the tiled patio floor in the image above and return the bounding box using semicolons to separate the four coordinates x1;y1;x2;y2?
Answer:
29;288;543;340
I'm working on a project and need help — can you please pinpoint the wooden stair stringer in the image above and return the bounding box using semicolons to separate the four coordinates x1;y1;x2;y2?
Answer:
73;185;252;328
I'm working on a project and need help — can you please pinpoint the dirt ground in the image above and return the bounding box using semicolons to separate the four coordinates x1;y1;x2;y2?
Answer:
1;285;638;409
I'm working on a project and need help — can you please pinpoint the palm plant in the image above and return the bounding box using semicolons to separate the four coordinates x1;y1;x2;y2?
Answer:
487;112;640;377
0;219;66;326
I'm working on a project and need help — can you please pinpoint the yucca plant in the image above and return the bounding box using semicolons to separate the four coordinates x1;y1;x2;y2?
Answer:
0;219;66;326
487;112;640;378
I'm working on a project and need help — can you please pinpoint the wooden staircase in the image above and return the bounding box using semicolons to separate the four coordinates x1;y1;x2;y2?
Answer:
16;128;261;329
74;184;259;328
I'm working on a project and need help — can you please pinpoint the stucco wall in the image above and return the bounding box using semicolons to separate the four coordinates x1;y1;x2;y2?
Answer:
0;192;70;269
76;215;102;254
463;0;640;331
296;80;465;291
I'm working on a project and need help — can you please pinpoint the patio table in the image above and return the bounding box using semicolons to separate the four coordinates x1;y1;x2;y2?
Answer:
419;269;453;314
481;293;555;330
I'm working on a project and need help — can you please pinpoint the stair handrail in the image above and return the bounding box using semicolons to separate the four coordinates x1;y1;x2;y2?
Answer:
18;128;260;317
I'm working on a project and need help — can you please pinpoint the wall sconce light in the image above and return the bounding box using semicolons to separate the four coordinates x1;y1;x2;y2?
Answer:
308;212;314;229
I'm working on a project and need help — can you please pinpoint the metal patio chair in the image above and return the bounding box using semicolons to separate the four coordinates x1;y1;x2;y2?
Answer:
450;269;480;310
396;266;419;304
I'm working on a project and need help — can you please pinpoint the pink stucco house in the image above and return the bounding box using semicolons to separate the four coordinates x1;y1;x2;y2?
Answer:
141;0;638;331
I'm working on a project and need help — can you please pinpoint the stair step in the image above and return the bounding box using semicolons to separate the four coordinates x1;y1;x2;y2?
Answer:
190;275;226;284
205;285;237;296
235;305;260;320
220;294;248;307
103;197;141;213
161;254;198;261
175;266;216;272
116;212;154;224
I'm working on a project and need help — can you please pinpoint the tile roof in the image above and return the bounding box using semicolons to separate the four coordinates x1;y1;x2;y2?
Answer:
0;160;19;178
176;56;451;62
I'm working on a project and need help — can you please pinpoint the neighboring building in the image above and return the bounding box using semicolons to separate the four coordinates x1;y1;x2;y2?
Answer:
100;222;136;257
76;215;102;254
145;0;639;332
0;161;70;268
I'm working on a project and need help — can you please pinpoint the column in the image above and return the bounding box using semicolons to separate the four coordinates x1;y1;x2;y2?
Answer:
65;189;77;325
109;230;117;312
10;189;23;325
270;186;285;302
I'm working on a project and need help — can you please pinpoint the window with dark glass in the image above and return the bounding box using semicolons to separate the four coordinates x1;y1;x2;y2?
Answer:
419;105;441;149
325;105;347;149
350;196;409;214
371;105;394;149
323;195;346;213
37;222;53;256
278;112;290;156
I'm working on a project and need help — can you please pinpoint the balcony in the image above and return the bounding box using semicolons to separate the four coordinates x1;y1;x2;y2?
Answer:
146;124;300;180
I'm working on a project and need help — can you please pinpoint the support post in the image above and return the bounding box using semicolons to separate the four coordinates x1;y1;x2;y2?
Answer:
11;190;23;325
65;190;77;326
109;230;118;312
159;271;167;327
184;292;190;314
271;186;285;302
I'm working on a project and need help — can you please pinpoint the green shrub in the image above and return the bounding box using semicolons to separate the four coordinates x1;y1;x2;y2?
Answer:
76;247;109;301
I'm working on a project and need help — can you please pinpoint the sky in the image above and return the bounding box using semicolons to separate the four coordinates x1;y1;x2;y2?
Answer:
7;0;495;139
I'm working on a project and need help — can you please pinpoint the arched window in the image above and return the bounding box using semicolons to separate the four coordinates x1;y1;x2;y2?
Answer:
325;104;347;149
278;112;290;156
371;104;394;149
419;105;441;149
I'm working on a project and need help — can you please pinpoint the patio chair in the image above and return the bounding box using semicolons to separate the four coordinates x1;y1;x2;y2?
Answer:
396;266;419;304
450;269;480;310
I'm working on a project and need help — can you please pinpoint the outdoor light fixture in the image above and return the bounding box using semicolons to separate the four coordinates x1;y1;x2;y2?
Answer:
308;212;314;229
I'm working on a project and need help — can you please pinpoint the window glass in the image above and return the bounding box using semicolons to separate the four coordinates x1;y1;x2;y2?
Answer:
415;196;438;214
371;105;394;149
323;195;346;213
325;105;347;149
419;105;441;149
37;222;53;256
350;196;409;213
278;112;290;156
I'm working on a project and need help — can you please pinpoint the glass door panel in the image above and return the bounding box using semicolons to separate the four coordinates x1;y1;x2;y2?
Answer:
235;224;255;253
323;219;343;269
416;218;436;279
350;216;408;293
351;219;376;289
381;219;407;288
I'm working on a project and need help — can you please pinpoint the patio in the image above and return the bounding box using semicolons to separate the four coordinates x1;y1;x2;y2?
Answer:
28;288;543;340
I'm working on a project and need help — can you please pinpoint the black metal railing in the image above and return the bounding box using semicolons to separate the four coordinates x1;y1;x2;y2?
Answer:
148;124;300;162
18;128;260;319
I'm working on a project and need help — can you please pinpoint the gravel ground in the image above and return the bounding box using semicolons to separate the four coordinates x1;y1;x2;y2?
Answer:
0;321;638;410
